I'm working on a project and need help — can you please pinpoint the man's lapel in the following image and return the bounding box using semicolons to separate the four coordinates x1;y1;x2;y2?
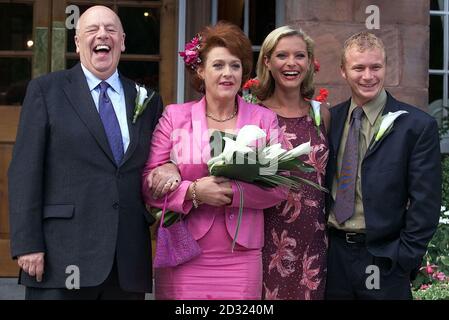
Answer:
364;92;400;159
62;63;116;164
121;76;141;165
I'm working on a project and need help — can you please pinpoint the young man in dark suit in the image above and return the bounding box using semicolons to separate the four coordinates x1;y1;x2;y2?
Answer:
8;5;178;299
325;32;441;299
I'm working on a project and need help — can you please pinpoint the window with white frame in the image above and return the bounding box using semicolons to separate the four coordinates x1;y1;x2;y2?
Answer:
211;0;284;77
177;0;284;102
430;0;449;152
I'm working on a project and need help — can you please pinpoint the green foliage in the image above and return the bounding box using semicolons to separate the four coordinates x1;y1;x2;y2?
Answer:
424;226;449;276
440;106;449;137
413;282;449;300
442;155;449;209
412;156;449;299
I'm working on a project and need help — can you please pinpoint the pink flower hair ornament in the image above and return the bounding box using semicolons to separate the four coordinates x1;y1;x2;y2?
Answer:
179;34;202;71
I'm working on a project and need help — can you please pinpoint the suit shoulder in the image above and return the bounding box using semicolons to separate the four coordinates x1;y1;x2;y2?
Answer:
330;99;350;115
164;101;196;117
24;69;71;96
394;100;437;126
32;69;70;85
332;100;350;109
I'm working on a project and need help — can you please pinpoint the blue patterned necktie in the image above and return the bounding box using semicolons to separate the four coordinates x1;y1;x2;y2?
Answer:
98;81;124;164
334;107;364;224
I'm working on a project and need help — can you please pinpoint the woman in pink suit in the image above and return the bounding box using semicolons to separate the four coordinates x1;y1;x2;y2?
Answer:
142;22;287;300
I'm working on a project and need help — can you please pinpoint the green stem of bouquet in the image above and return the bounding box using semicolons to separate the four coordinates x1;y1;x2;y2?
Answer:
231;181;244;252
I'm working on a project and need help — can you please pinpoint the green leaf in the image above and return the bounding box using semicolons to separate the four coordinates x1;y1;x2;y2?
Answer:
440;256;449;266
210;162;262;182
277;158;315;173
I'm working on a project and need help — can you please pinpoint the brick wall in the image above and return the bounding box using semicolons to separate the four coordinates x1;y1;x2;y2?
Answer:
285;0;430;109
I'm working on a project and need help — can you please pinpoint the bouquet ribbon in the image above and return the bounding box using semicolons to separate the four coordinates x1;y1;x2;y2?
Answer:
231;181;244;252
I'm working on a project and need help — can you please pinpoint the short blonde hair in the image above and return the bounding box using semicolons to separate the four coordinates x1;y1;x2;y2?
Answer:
341;31;386;67
255;26;315;101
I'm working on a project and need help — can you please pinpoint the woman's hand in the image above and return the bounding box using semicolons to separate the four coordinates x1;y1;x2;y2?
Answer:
147;163;181;199
191;176;233;207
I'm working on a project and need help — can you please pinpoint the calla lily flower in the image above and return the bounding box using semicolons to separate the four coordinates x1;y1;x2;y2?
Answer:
279;141;312;161
375;111;408;141
234;125;267;147
208;125;267;164
136;84;148;106
310;100;321;127
260;143;287;163
221;137;254;162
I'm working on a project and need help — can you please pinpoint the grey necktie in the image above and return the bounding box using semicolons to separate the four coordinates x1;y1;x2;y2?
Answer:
334;107;364;224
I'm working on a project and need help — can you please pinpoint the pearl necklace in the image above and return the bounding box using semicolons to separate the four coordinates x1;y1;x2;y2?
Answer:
206;105;238;122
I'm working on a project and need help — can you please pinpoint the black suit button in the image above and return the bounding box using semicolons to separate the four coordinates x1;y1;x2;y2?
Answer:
113;203;119;210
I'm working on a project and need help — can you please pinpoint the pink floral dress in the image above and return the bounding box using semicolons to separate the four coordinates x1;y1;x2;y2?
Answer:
262;113;329;300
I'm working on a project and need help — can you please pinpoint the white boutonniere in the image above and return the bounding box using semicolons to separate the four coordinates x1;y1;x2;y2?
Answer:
309;100;321;135
370;110;408;149
310;100;321;127
133;84;155;124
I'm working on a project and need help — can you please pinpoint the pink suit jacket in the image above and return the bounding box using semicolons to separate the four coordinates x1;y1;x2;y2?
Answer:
142;95;288;249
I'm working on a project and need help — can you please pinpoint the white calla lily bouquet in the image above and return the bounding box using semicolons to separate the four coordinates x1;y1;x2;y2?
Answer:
153;125;327;235
207;125;327;191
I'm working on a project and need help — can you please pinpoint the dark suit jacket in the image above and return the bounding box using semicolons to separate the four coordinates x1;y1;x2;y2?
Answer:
8;63;163;292
326;91;442;275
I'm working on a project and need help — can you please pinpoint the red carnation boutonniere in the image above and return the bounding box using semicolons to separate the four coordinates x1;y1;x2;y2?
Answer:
308;87;330;136
315;88;329;103
242;78;260;103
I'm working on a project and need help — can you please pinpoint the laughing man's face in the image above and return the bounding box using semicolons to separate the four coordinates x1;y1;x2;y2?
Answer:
75;6;125;80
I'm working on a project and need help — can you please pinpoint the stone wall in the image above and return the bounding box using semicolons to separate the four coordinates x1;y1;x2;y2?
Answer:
285;0;429;109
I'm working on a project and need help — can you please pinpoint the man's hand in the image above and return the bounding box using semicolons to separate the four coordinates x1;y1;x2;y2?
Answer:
147;163;181;199
18;252;45;282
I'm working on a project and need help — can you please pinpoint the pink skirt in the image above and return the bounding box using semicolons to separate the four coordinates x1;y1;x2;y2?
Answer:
154;211;262;300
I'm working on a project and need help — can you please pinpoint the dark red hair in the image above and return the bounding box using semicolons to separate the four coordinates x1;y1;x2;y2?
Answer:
190;21;253;93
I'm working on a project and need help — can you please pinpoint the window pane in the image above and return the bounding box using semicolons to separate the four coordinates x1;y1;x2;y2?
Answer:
118;7;160;55
66;59;78;70
119;61;159;90
251;51;260;78
0;3;33;51
0;58;31;106
429;74;444;125
66;5;99;53
430;0;441;10
430;15;444;70
218;0;244;29
249;0;276;46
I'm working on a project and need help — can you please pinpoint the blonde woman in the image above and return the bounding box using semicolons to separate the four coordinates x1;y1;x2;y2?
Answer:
255;26;330;300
